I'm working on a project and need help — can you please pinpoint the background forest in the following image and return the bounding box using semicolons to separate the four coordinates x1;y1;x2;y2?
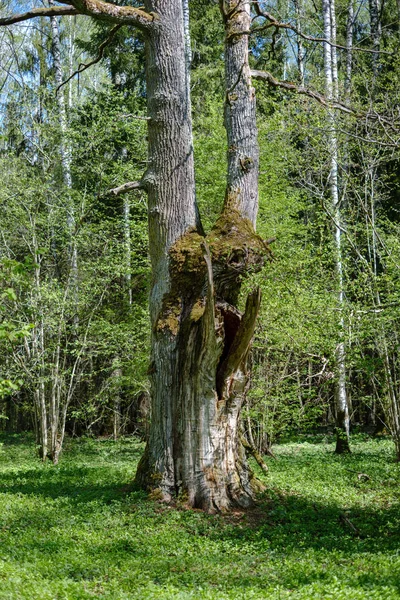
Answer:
0;0;400;459
1;1;400;599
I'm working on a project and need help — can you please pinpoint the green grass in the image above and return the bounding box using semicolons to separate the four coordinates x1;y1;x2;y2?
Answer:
0;434;399;599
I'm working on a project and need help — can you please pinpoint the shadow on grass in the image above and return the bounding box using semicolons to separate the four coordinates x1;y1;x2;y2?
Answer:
0;433;144;506
0;463;145;504
1;434;400;597
1;486;399;596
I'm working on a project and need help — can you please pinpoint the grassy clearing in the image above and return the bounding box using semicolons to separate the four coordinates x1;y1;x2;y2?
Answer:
0;434;399;599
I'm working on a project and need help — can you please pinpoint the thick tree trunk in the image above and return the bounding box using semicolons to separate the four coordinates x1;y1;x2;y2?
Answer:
135;0;267;511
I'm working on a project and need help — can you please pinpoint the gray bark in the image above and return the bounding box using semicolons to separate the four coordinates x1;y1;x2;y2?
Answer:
294;0;305;85
223;0;259;226
345;0;354;103
135;0;266;510
123;197;133;306
135;0;204;505
368;0;381;77
2;0;266;508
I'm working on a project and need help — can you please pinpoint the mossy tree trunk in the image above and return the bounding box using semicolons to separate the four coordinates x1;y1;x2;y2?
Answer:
135;0;268;511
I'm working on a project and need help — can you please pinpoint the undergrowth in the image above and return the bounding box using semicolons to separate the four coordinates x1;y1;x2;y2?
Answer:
0;433;399;599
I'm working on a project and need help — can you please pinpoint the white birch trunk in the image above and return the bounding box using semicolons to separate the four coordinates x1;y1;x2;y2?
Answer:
322;0;350;453
294;0;305;85
368;0;381;78
49;2;78;321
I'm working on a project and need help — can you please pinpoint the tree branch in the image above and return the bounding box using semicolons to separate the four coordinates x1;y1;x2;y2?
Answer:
107;181;143;197
0;1;157;31
252;1;392;56
251;69;359;116
241;434;269;473
69;0;157;29
251;68;399;128
0;6;78;26
57;24;122;93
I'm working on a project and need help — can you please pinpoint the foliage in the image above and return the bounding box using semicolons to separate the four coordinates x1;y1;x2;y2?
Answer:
0;260;33;402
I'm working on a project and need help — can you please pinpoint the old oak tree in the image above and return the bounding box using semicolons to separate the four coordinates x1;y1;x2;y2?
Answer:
1;0;272;511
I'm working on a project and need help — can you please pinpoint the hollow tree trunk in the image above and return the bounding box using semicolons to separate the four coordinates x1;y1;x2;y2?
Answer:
135;0;268;511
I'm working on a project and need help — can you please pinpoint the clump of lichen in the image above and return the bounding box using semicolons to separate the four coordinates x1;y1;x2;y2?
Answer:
206;193;271;304
207;206;268;263
190;299;206;322
169;229;207;284
156;229;208;335
156;296;182;335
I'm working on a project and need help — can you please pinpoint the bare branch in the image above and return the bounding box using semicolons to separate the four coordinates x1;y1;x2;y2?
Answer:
107;181;143;197
251;69;358;115
252;68;400;130
57;24;122;93
0;1;157;31
252;1;393;56
0;6;78;26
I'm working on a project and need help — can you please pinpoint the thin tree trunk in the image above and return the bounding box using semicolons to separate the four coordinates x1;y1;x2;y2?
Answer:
294;0;305;85
397;0;400;34
33;237;48;460
123;197;133;306
345;0;354;103
322;0;350;453
49;6;79;462
368;0;381;78
49;1;78;322
330;0;338;100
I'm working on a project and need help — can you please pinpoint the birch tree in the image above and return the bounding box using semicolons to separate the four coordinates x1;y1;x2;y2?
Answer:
322;0;350;453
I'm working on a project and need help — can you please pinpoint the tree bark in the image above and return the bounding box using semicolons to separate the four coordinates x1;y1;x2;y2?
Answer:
368;0;381;78
345;0;354;103
293;0;305;85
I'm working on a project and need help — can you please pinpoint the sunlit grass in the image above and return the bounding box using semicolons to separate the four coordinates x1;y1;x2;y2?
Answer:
0;433;399;599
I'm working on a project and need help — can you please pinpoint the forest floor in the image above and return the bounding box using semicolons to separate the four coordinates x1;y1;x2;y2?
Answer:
0;434;399;599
